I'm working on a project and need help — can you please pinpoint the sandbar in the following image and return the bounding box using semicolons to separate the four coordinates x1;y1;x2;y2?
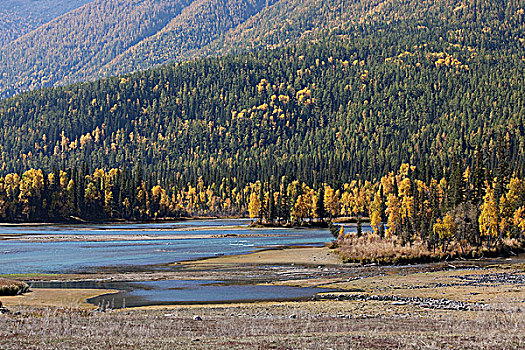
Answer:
178;246;343;266
1;288;118;309
0;232;279;242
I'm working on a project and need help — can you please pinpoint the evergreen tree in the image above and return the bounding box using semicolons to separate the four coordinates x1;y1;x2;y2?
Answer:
471;145;486;205
316;185;326;222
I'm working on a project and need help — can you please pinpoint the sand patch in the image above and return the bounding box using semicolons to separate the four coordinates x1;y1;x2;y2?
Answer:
0;288;118;309
179;247;343;267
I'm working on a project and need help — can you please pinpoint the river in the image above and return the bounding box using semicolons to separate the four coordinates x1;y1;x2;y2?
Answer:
1;219;371;306
0;219;360;274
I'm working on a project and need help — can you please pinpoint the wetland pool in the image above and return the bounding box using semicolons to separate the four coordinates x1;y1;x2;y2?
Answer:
29;280;331;307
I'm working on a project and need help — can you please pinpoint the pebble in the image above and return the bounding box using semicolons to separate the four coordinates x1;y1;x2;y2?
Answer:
193;315;202;321
317;293;486;311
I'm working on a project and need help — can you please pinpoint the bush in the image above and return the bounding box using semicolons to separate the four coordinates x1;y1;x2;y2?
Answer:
0;278;30;296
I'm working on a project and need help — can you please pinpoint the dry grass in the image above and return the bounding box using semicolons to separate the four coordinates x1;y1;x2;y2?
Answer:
337;234;523;264
0;278;29;296
1;288;118;309
0;301;523;349
0;260;523;349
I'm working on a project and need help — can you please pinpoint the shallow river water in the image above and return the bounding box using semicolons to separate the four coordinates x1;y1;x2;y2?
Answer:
0;219;368;306
0;219;367;274
30;280;330;307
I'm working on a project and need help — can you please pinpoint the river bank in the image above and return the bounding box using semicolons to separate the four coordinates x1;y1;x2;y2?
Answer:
0;249;523;349
2;246;524;307
1;219;523;349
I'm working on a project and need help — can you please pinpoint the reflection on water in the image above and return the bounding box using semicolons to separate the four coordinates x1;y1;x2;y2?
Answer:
29;280;330;308
0;219;370;274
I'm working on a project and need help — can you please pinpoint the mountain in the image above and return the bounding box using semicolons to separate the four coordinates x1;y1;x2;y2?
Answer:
0;0;189;98
0;0;524;187
0;0;282;99
1;0;486;99
0;0;92;47
98;0;280;77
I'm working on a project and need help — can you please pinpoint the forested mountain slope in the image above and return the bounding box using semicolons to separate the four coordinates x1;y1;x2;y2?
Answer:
1;0;525;188
6;0;520;99
0;0;189;98
99;0;279;77
0;0;281;98
0;0;92;47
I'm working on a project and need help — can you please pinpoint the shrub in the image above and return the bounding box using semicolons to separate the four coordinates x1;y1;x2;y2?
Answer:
0;278;30;296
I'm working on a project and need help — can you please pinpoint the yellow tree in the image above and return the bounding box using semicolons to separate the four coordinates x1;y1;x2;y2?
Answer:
185;185;197;215
248;191;261;222
197;177;206;210
84;171;103;217
513;207;525;236
206;187;219;214
293;194;311;224
399;178;414;224
351;184;366;217
18;169;44;219
103;168;119;216
479;186;499;246
0;179;8;219
362;180;375;217
380;173;395;196
370;191;382;235
433;214;456;251
339;183;352;216
324;185;340;218
500;178;525;237
385;193;401;237
338;225;345;241
136;181;149;218
63;179;75;217
151;185;167;217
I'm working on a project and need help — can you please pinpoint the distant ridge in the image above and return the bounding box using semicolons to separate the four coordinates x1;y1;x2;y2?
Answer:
0;0;92;47
0;0;400;99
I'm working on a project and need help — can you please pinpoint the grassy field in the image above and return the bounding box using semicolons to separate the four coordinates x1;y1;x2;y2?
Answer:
0;248;523;349
0;297;522;349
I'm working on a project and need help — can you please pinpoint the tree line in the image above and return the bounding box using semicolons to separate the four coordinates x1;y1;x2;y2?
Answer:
1;157;524;257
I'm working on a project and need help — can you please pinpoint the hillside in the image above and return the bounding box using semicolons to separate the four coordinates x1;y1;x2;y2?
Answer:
0;0;524;188
99;0;280;77
0;0;92;47
0;0;189;98
3;0;505;99
0;0;281;99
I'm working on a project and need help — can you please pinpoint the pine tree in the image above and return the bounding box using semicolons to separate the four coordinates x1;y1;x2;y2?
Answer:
268;187;276;224
316;185;326;222
448;156;466;208
494;134;510;205
471;145;485;205
258;182;266;222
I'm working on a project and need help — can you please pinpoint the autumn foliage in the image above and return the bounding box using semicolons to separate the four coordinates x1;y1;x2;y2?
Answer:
0;158;523;263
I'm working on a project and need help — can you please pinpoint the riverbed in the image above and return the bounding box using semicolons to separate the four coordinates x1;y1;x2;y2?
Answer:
0;219;367;306
0;219;349;274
